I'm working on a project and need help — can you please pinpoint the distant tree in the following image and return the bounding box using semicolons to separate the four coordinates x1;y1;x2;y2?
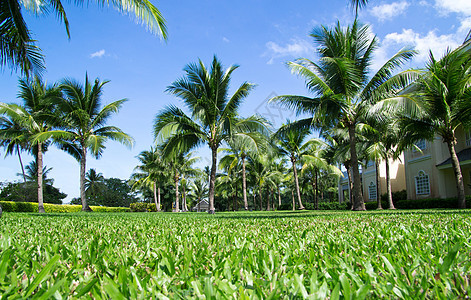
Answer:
0;181;66;204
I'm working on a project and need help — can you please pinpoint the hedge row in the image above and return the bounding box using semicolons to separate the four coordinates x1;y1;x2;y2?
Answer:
129;203;160;212
0;201;130;213
364;195;471;210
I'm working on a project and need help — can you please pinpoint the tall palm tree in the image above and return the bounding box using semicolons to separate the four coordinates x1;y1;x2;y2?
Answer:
272;21;417;210
0;76;61;213
1;0;167;76
37;74;134;211
131;147;167;212
154;56;264;214
377;47;471;209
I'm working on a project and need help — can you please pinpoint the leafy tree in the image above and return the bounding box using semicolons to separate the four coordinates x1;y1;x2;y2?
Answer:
0;180;66;204
154;56;265;214
39;74;134;211
272;21;416;210
1;0;167;76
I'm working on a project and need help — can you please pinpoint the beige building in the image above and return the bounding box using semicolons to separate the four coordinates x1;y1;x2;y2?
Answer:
338;155;406;203
361;156;406;202
403;127;471;200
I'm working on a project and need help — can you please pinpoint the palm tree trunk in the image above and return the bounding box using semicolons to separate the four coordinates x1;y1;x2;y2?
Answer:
315;170;319;210
157;184;161;212
182;183;188;212
37;142;45;213
259;185;263;211
16;144;26;183
385;156;395;209
348;124;365;211
174;173;180;212
242;156;248;210
446;139;466;209
153;181;158;211
291;189;295;211
291;157;305;209
278;185;281;208
208;148;217;214
375;160;382;209
80;146;92;211
232;192;236;211
344;161;353;207
267;188;272;211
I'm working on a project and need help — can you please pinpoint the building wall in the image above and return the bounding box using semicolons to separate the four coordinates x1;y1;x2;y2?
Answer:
361;155;406;202
404;127;471;200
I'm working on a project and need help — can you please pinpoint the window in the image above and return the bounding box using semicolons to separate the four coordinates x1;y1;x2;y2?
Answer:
413;139;427;152
368;182;377;200
367;160;374;167
415;171;430;195
466;130;471;147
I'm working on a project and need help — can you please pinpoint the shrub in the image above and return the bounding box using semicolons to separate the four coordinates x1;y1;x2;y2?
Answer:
0;201;130;213
129;202;160;212
395;196;470;209
130;202;148;212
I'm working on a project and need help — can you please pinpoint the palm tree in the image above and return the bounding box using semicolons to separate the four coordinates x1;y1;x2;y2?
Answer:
131;147;167;212
350;0;369;17
220;125;269;210
85;169;105;205
1;0;167;76
0;116;29;182
189;178;209;212
22;160;53;185
377;48;471;209
301;139;342;209
0;76;61;213
37;74;134;211
154;56;265;214
179;152;200;212
272;21;417;210
274;121;316;210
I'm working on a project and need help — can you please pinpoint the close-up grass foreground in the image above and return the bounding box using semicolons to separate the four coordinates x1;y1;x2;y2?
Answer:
0;210;470;299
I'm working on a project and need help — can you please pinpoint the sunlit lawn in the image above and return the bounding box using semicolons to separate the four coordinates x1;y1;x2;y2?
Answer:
0;209;470;298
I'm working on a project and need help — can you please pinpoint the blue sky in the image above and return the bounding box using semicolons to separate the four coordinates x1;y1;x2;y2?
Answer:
1;0;470;202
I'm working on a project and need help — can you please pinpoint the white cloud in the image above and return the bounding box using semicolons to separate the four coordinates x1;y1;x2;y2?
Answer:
90;49;105;58
264;39;313;64
434;0;471;16
370;1;410;21
380;29;460;64
222;37;230;43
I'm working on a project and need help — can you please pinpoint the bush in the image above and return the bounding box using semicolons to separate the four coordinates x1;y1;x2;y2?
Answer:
129;202;160;212
395;196;470;209
303;202;349;210
0;201;130;213
277;203;293;210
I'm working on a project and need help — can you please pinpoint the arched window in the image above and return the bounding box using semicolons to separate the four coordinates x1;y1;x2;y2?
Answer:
415;171;430;195
368;181;377;200
413;139;427;152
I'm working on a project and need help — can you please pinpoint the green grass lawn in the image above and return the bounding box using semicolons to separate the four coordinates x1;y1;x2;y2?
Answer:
0;210;470;298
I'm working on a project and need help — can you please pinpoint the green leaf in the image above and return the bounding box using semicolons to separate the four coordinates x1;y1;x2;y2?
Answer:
25;254;60;297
